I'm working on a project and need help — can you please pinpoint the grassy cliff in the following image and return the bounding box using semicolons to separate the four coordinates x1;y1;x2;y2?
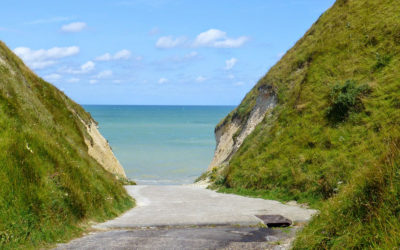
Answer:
214;0;400;248
0;41;134;249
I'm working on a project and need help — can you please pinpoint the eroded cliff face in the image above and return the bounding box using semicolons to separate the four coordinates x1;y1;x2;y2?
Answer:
208;85;277;170
71;109;127;178
84;121;127;178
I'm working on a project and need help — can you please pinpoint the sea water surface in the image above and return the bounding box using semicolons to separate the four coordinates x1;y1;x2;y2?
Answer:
84;105;234;185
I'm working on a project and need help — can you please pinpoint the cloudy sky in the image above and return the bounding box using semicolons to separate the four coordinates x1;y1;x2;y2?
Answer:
0;0;335;105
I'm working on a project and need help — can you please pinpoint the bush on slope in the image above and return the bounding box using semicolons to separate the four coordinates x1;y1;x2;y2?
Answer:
216;0;400;247
0;41;133;249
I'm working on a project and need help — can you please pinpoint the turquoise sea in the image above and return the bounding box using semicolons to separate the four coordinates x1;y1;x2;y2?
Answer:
84;105;234;185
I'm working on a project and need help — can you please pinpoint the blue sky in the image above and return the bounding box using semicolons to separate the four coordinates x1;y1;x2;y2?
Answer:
0;0;335;105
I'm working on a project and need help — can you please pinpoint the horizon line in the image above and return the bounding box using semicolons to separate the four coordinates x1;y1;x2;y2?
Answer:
81;104;238;106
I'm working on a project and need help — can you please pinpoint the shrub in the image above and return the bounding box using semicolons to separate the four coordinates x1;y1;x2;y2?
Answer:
373;53;392;70
326;80;371;123
214;175;226;185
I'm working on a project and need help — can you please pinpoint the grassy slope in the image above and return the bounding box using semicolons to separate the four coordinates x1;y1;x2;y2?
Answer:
0;41;134;249
217;0;400;248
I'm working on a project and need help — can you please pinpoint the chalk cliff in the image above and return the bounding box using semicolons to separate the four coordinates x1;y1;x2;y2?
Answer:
208;85;277;170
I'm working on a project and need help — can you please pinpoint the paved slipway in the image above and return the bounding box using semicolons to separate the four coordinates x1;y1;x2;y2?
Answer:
56;185;317;250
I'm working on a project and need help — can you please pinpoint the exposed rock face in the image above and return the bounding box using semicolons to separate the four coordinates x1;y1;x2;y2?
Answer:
2;46;126;179
208;85;277;170
84;121;127;178
0;55;5;65
0;54;15;75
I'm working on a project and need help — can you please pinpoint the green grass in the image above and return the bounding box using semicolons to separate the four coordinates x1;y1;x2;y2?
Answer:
216;187;322;209
0;41;134;249
326;80;371;123
212;0;400;248
294;140;400;249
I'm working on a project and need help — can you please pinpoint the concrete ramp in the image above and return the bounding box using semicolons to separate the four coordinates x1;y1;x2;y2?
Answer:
95;185;316;229
56;185;317;249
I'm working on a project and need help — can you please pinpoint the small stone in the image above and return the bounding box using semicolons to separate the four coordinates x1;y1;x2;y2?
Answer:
266;235;279;242
286;200;298;206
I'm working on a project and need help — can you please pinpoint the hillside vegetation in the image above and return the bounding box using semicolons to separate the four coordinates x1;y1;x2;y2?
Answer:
0;41;133;249
213;0;400;248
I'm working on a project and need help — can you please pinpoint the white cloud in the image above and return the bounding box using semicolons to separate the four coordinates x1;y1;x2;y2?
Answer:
158;77;168;84
95;53;112;61
95;49;132;61
149;27;160;35
81;61;95;72
195;76;207;82
13;46;80;69
170;51;198;62
193;29;248;48
61;22;87;32
65;61;95;74
156;36;186;48
67;78;80;83
155;29;248;49
95;70;113;79
227;74;235;79
193;29;226;47
88;70;112;84
184;51;198;59
214;37;248;48
25;16;72;25
234;81;244;86
14;46;80;61
43;73;61;81
277;52;285;59
29;61;57;69
155;51;199;69
114;49;131;60
225;58;238;70
154;51;199;70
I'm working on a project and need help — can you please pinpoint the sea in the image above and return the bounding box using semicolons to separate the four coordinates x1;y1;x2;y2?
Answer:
84;105;234;185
